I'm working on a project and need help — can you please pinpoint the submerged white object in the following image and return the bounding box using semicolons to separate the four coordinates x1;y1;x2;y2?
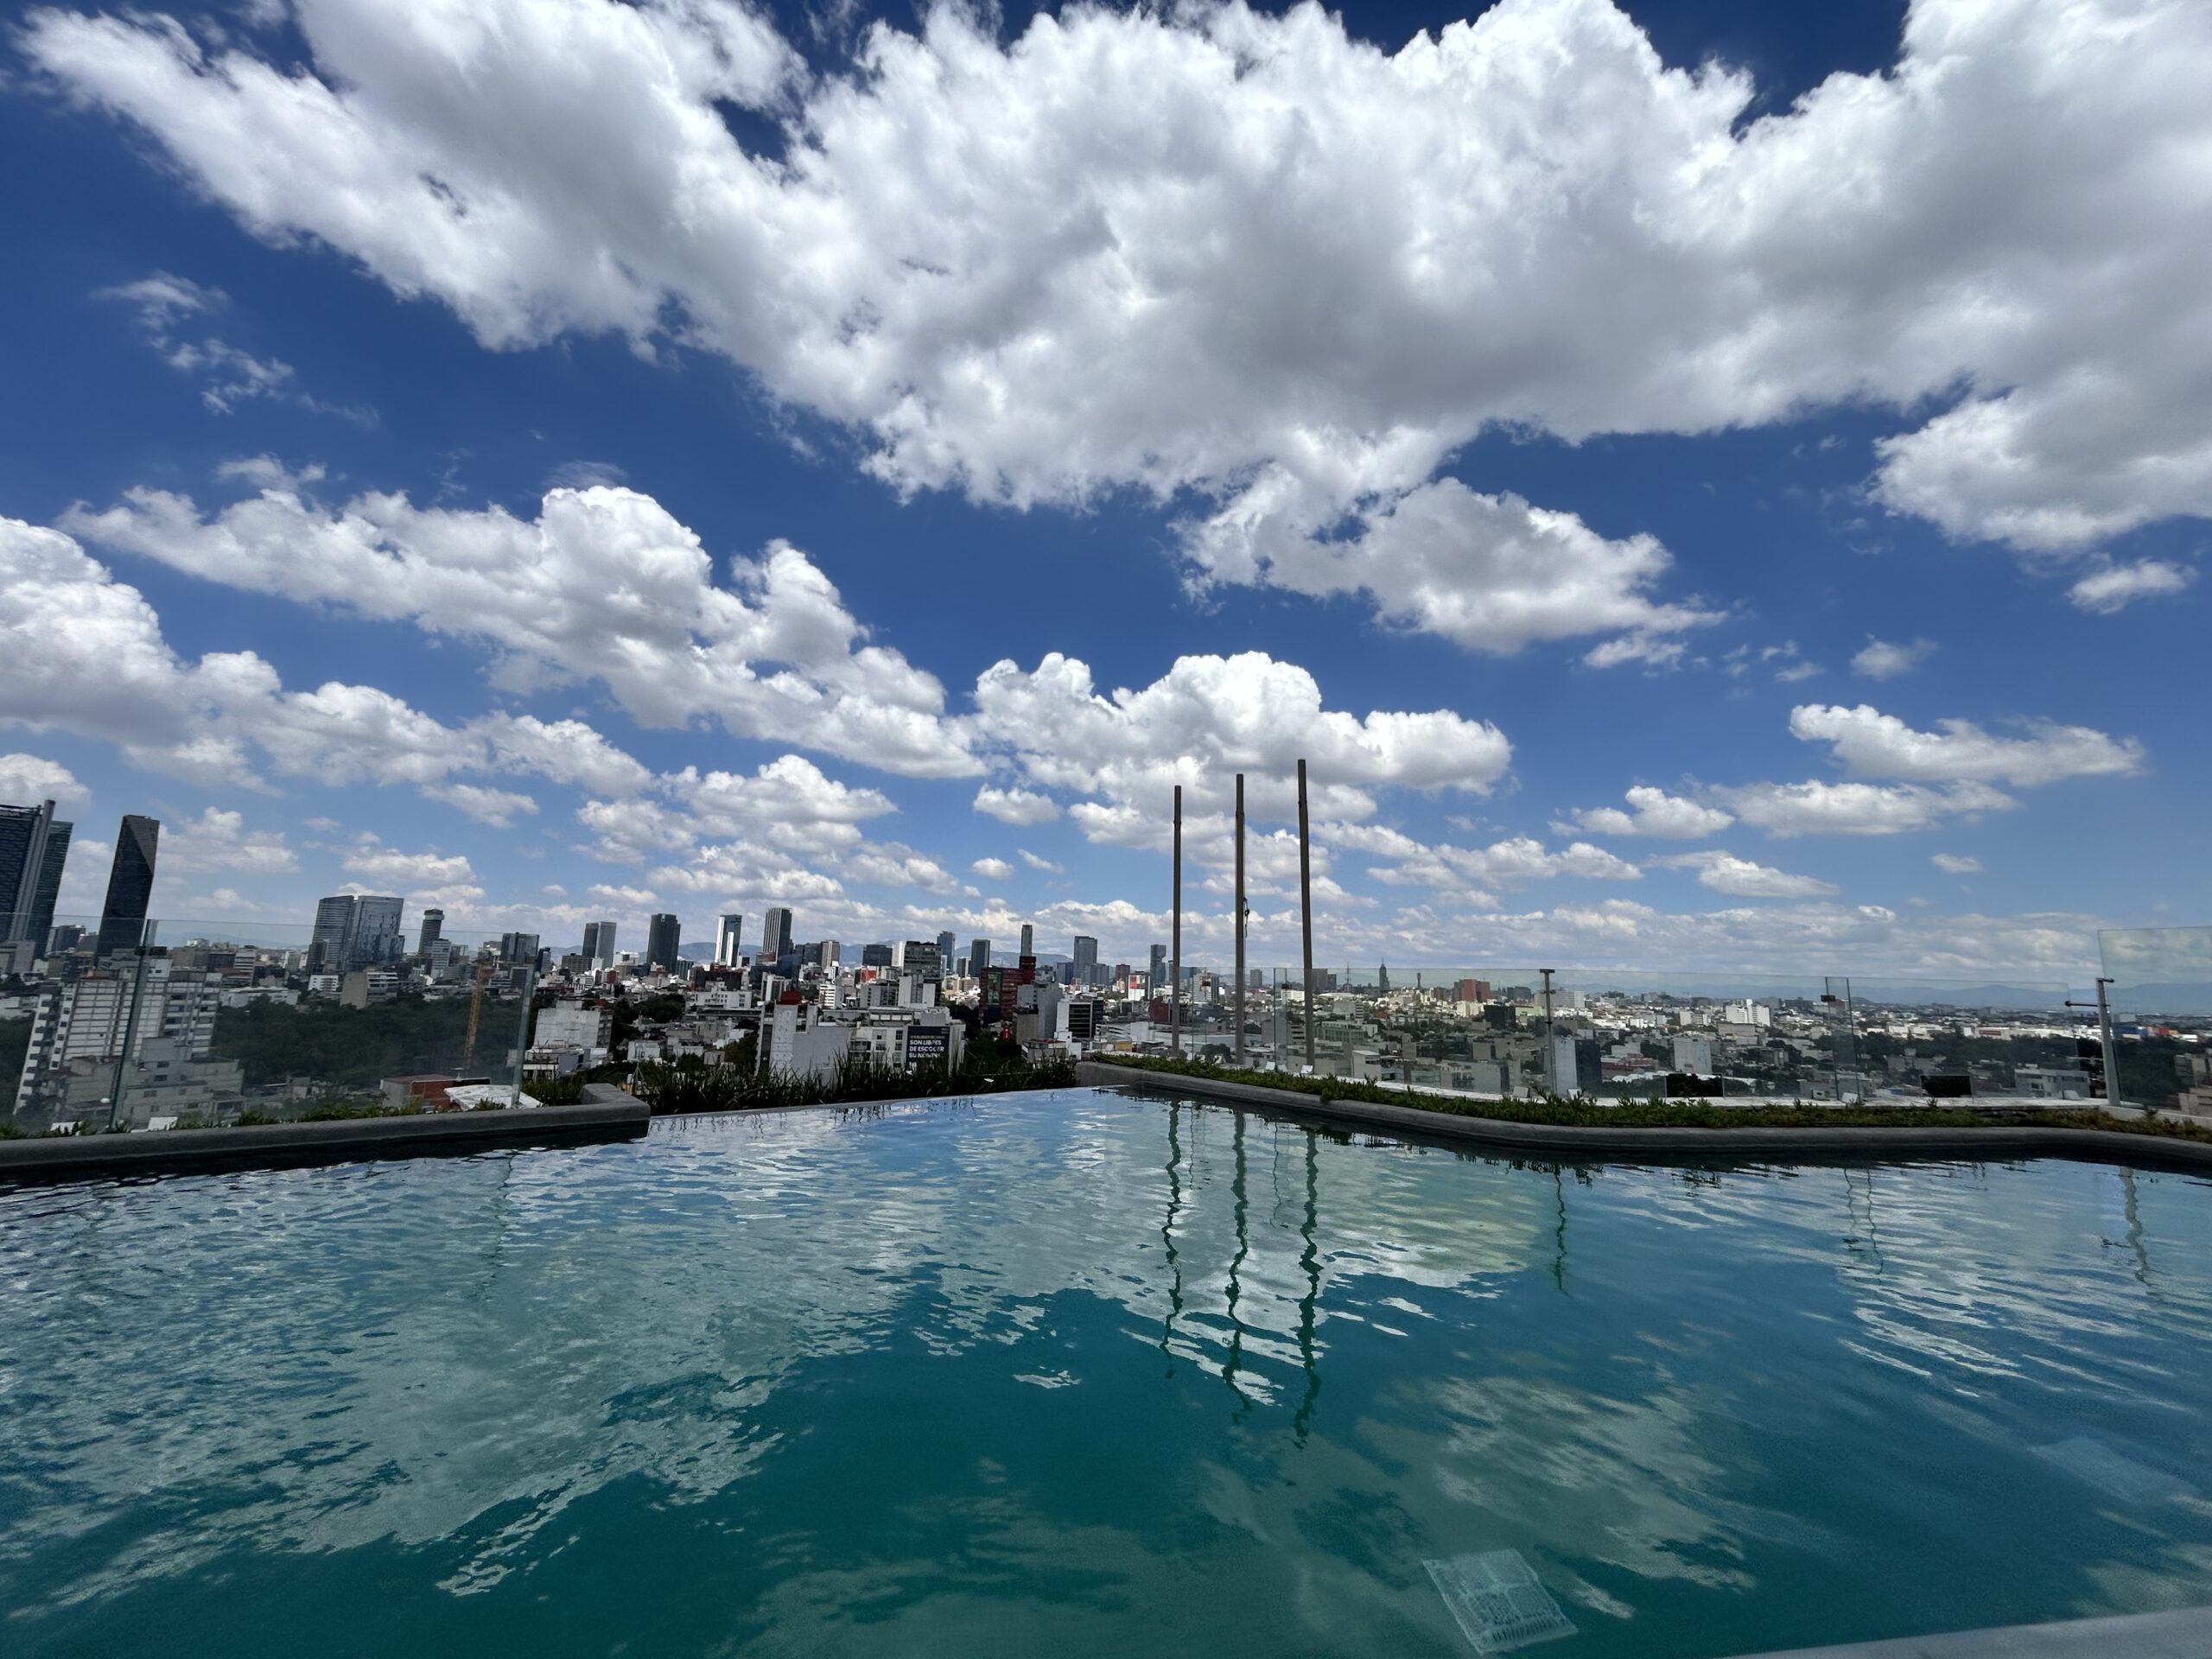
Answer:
1424;1549;1577;1654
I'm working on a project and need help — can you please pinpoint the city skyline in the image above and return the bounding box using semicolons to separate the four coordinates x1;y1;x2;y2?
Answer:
2;0;2206;978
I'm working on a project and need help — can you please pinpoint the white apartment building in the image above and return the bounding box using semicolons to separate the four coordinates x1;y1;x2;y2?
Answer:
765;998;963;1081
13;964;236;1122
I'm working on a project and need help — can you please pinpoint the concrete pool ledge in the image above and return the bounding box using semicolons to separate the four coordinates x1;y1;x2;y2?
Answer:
1075;1061;2212;1173
0;1096;652;1181
1719;1603;2212;1656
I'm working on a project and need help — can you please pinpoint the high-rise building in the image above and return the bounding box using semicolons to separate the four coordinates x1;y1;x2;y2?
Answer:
646;912;683;972
1550;1033;1603;1094
1019;923;1033;957
350;895;405;968
969;938;992;978
1455;978;1491;1005
593;919;617;968
310;894;356;972
95;815;159;958
1;799;72;947
498;931;541;965
861;943;893;969
581;920;602;963
901;940;942;981
937;930;957;972
417;909;444;954
760;907;794;962
715;913;746;969
1148;944;1167;988
1072;934;1098;988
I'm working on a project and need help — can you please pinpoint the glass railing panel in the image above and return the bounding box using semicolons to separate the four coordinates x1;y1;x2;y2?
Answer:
1274;965;2088;1106
5;914;555;1134
2099;926;2212;1115
1268;966;1554;1096
1539;968;2082;1104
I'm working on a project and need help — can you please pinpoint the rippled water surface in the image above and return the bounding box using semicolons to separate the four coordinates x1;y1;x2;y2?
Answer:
6;1089;2212;1657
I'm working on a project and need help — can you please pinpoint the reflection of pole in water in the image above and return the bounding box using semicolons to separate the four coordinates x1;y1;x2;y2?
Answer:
1843;1167;1885;1276
1160;1102;1185;1369
474;1151;518;1300
2120;1167;2153;1288
1294;1128;1322;1443
1224;1111;1251;1407
1551;1166;1571;1294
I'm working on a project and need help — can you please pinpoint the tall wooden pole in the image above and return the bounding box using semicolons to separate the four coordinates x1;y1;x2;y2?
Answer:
1297;758;1315;1072
1170;785;1182;1055
1234;772;1246;1066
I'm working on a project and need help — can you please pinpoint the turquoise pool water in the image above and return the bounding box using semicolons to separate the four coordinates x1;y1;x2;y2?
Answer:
4;1088;2212;1657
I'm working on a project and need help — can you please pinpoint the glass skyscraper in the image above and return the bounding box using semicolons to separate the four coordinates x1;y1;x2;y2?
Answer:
350;895;405;968
715;913;745;968
311;894;356;973
646;912;683;972
94;814;158;959
0;799;72;947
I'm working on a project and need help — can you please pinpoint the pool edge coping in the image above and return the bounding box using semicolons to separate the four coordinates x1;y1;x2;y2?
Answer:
1715;1602;2212;1656
0;1096;652;1180
1074;1061;2212;1172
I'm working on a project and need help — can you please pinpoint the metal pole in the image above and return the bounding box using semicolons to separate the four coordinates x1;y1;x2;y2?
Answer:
1844;979;1861;1103
1297;758;1315;1074
105;930;156;1133
1170;785;1182;1057
511;964;536;1109
1234;772;1246;1067
2097;976;2123;1111
1539;969;1557;1096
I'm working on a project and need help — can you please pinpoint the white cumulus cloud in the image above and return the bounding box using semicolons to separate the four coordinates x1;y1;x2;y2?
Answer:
972;785;1059;825
972;651;1512;835
32;0;2211;631
1654;850;1838;899
0;513;650;810
1559;785;1732;840
1789;702;2145;787
65;476;974;779
1849;638;1936;680
159;806;298;874
0;753;86;805
2065;558;2197;613
1718;779;2016;838
341;836;475;889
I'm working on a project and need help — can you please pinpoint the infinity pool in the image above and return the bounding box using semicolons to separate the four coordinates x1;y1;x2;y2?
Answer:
4;1089;2212;1656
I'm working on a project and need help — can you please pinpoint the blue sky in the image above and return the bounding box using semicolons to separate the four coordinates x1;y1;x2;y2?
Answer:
0;0;2203;977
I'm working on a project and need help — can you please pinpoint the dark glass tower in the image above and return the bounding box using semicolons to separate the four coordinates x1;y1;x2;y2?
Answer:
310;894;357;973
1;799;73;947
646;912;683;972
95;814;159;958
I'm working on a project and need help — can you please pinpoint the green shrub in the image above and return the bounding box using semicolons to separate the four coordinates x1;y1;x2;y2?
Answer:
634;1052;1077;1116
